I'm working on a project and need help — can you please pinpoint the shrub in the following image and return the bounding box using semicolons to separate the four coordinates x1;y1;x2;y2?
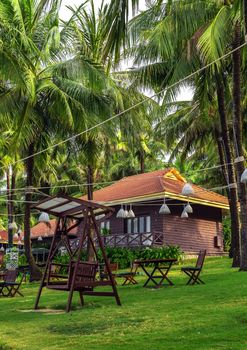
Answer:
97;246;183;268
52;246;184;269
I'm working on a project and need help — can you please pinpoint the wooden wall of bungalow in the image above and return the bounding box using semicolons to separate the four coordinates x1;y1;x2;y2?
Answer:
102;199;224;256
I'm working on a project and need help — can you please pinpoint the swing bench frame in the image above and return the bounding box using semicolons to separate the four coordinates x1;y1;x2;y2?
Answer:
32;194;121;312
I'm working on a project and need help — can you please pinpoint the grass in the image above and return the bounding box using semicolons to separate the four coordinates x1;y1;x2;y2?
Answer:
0;257;247;350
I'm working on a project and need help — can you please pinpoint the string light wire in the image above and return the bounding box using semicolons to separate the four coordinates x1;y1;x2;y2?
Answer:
0;41;246;173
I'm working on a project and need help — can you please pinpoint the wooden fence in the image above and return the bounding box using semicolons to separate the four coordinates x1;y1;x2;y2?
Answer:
70;231;163;250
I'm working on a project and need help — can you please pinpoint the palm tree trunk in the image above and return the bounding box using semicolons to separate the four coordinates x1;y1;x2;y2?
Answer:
216;82;240;267
24;143;42;280
232;22;247;270
86;164;95;261
6;168;13;247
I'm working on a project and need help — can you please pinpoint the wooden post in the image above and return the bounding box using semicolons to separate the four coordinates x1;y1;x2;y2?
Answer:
91;212;121;306
34;218;61;309
66;210;89;313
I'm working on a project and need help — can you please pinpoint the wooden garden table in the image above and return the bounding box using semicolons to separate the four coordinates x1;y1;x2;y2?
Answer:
135;258;177;288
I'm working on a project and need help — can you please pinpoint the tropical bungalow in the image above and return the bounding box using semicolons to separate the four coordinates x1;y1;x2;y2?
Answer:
31;168;229;255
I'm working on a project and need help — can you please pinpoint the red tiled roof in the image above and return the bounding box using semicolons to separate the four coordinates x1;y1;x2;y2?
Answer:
81;168;229;207
0;230;22;243
31;219;78;239
31;219;57;238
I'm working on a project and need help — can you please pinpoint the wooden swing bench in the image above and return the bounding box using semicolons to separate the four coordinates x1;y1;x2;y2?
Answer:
33;195;121;312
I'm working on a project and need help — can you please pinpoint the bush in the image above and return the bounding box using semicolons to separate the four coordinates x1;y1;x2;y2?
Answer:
52;246;183;270
97;246;183;268
18;254;27;266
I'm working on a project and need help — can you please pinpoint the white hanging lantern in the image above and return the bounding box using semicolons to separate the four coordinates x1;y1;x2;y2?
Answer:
159;199;171;214
240;169;247;183
17;228;22;235
116;205;125;218
8;221;18;230
0;245;4;251
128;204;135;218
13;233;19;240
181;208;189;218
185;203;193;214
37;236;43;241
38;212;50;223
181;183;194;196
124;206;129;218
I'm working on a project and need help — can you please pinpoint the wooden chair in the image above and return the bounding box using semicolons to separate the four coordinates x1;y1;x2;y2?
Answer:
100;262;118;284
115;261;139;286
0;270;24;297
181;250;206;285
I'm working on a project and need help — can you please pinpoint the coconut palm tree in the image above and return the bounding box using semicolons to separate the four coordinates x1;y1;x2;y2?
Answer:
0;0;113;279
126;0;247;267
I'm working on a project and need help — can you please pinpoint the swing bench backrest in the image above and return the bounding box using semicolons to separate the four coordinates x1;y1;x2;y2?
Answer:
47;261;98;290
68;261;98;290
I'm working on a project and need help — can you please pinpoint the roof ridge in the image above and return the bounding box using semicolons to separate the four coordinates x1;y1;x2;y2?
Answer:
120;168;172;181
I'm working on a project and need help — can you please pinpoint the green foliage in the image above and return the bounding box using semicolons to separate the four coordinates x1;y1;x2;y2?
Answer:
18;254;27;267
223;216;231;252
52;246;183;269
101;227;111;236
98;246;183;268
53;254;71;266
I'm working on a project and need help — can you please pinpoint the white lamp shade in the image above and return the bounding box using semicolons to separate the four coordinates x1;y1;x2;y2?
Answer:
181;183;194;196
159;204;171;214
37;236;43;241
185;203;193;214
38;212;50;223
240;169;247;183
116;208;125;218
181;209;189;218
124;210;129;218
0;246;4;251
128;209;135;218
8;222;18;230
13;233;19;240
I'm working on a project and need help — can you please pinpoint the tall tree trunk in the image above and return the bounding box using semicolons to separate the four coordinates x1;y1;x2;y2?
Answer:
86;164;95;261
232;22;247;270
215;130;239;259
216;81;240;267
6;168;13;247
24;144;42;280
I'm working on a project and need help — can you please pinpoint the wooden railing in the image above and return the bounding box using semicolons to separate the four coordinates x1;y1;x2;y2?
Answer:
70;231;163;250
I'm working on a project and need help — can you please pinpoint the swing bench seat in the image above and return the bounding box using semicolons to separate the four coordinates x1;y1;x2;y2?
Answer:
46;261;112;291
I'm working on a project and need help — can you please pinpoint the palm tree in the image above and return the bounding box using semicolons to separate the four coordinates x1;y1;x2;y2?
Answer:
0;0;113;279
126;0;246;267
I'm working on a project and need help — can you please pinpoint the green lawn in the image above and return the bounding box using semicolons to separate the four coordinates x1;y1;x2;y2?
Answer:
1;257;247;350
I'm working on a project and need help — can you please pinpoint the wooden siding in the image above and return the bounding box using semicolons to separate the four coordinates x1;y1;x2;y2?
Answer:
107;202;224;255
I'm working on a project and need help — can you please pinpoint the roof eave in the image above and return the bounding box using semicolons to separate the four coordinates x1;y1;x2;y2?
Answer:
96;191;229;210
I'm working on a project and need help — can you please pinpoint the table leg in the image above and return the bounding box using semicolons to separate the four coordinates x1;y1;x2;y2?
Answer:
141;265;159;287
